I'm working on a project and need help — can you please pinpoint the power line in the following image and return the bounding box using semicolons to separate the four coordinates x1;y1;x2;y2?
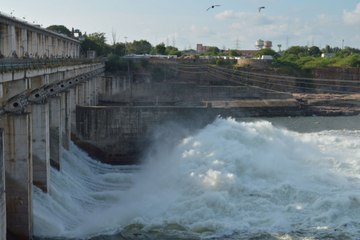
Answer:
164;63;360;94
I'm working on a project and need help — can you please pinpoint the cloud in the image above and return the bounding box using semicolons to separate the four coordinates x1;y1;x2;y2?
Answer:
179;5;360;50
216;10;275;26
215;10;239;20
343;3;360;25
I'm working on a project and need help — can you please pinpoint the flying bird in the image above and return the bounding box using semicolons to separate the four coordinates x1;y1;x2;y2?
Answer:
207;5;221;11
258;6;265;12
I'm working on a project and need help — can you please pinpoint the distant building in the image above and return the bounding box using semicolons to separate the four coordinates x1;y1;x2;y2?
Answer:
196;44;206;53
260;55;274;60
236;50;258;58
255;39;272;49
196;43;216;54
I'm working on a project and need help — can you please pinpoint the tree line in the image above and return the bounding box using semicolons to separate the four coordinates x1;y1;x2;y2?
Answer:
257;45;360;70
47;25;360;72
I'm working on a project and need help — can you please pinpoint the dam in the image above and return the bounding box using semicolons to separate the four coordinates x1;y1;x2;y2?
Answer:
0;12;107;239
1;12;360;240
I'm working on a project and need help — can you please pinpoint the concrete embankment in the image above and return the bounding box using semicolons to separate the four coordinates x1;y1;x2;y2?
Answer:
73;64;360;165
75;82;360;165
74;100;306;164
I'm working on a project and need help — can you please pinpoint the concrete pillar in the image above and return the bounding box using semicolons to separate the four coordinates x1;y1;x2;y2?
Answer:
40;34;45;57
4;114;33;239
0;129;6;240
69;88;77;133
20;29;28;57
74;44;79;58
61;92;70;150
49;97;61;170
31;32;38;57
90;77;95;105
31;103;50;193
66;42;69;57
50;37;55;57
0;24;6;56
91;76;99;105
77;83;85;105
44;35;48;57
8;25;16;57
27;30;32;56
85;81;90;105
60;40;64;58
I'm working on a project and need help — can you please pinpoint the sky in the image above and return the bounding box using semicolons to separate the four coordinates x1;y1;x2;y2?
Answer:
1;0;360;51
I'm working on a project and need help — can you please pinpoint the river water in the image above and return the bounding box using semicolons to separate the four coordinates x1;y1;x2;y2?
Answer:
34;115;360;240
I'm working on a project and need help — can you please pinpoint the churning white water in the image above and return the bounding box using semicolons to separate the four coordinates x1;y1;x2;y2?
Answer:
33;117;360;239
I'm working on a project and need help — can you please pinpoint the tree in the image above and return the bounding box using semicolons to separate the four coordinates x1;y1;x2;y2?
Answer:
255;48;278;58
112;42;126;56
106;53;128;71
285;46;309;57
127;40;152;54
228;50;241;57
46;25;72;37
323;45;332;54
87;32;107;47
308;46;321;57
165;46;181;56
205;46;220;55
80;32;110;57
155;43;166;55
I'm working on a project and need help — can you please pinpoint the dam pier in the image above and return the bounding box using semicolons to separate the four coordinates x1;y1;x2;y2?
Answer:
0;59;106;239
0;12;110;239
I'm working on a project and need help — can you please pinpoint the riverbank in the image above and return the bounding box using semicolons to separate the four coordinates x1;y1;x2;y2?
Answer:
293;93;360;116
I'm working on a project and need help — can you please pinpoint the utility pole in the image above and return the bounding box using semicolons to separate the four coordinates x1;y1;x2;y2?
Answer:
124;36;128;55
127;59;133;105
236;38;240;50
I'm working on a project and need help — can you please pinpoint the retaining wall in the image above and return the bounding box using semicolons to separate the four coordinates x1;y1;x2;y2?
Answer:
75;103;301;164
100;82;292;105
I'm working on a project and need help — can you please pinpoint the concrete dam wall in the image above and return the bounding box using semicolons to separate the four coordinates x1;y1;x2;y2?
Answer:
76;68;301;164
75;64;360;165
75;100;301;164
100;82;292;106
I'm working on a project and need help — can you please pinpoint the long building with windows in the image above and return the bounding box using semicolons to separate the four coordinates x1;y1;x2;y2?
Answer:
0;12;80;59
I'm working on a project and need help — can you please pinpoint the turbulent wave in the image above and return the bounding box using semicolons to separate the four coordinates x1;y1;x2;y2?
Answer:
33;117;360;239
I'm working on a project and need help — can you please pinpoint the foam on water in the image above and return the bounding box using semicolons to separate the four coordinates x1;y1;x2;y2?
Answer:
33;117;360;239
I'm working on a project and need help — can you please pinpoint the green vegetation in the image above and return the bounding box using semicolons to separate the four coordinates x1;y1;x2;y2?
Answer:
47;25;73;37
255;48;278;58
81;32;111;57
60;23;360;73
274;45;360;70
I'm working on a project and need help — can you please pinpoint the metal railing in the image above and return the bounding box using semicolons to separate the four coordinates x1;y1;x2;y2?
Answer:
0;57;104;72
